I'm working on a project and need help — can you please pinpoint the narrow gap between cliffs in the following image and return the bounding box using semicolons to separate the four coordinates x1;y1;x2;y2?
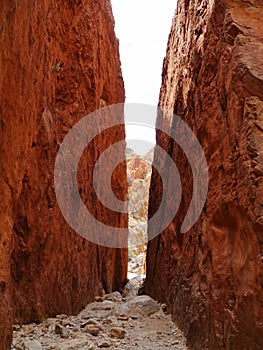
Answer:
111;0;176;289
126;147;153;290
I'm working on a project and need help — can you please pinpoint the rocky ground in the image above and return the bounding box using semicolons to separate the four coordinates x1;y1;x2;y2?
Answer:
11;290;188;350
10;147;188;350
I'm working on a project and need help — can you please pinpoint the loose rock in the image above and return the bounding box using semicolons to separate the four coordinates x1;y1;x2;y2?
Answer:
104;291;122;302
82;325;100;336
123;276;144;298
12;293;188;350
23;340;42;350
124;295;160;316
97;341;111;348
110;327;126;339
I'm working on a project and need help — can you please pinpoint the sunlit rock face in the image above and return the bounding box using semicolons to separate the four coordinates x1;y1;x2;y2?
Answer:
126;148;153;277
145;1;263;349
0;1;127;348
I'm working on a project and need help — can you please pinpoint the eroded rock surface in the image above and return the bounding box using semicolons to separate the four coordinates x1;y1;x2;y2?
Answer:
0;1;127;349
145;1;263;349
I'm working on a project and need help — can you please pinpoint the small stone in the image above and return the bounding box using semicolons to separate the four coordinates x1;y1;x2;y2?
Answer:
104;291;122;302
94;296;103;302
97;341;111;348
13;342;24;350
72;326;80;333
110;326;126;339
54;324;69;338
61;329;70;339
23;340;42;350
117;315;129;321
56;314;68;319
79;345;94;350
26;324;34;332
81;318;104;331
13;324;21;331
91;300;115;311
61;320;74;327
82;325;100;336
54;324;63;335
103;318;113;325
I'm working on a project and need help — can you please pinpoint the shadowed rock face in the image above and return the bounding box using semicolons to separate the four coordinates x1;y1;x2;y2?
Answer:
145;1;263;349
0;1;127;348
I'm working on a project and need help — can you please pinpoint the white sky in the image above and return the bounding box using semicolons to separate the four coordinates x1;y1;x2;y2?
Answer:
111;0;177;154
111;0;177;106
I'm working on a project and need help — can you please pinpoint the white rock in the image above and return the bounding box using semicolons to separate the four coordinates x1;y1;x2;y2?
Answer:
123;276;144;297
104;291;122;302
118;295;160;317
23;340;42;350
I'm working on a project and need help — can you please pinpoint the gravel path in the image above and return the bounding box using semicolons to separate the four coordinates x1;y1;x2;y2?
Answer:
11;292;188;350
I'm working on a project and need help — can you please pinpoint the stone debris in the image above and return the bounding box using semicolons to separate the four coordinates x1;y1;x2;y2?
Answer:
104;291;123;302
11;291;188;350
109;327;126;339
98;341;111;348
125;295;160;316
123;275;144;298
82;319;105;331
54;325;63;335
23;340;42;350
82;325;100;336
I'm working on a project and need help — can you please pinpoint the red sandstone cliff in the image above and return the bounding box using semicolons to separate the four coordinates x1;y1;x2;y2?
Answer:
0;1;127;349
145;1;263;349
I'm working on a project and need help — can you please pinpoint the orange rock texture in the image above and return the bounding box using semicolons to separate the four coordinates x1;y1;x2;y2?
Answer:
145;1;263;349
0;1;127;349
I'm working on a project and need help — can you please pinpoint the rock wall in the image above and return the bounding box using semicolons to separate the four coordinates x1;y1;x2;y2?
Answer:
0;1;127;349
145;1;263;349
